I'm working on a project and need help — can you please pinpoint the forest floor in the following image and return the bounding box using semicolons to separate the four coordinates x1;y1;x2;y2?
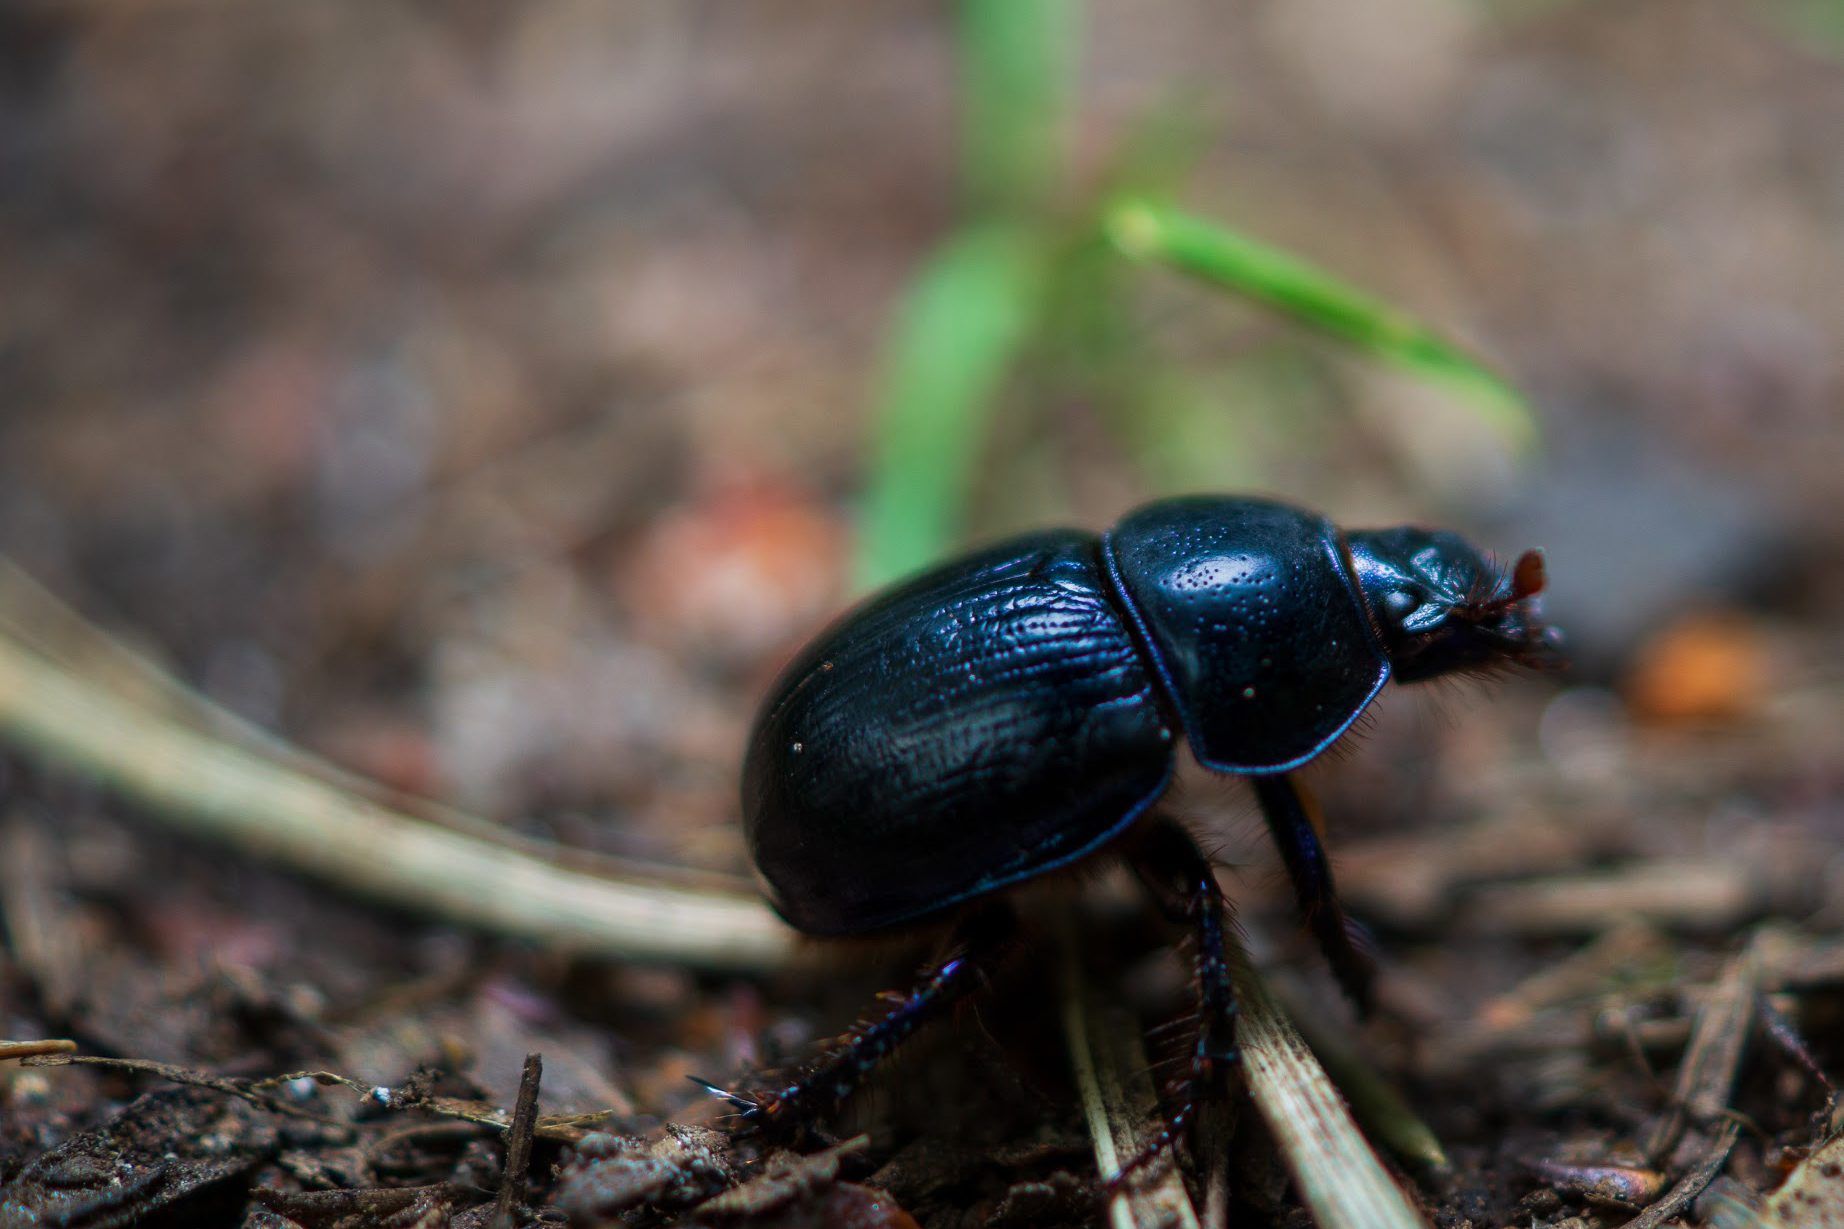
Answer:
3;5;1844;1226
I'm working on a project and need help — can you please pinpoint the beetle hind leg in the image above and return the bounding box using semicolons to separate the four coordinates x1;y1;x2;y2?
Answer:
738;902;1018;1138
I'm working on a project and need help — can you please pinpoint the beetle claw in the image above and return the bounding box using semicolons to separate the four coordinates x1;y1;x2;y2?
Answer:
734;497;1557;1152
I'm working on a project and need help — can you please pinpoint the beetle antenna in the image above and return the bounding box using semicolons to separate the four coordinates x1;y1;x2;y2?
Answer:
1509;549;1547;599
1466;548;1546;617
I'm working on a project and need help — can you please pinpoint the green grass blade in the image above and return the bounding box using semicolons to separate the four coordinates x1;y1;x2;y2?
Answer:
958;0;1079;214
854;223;1046;591
1105;198;1538;453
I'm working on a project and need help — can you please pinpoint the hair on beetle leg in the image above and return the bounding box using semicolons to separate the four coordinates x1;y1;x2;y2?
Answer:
1195;835;1240;873
686;1075;764;1119
1103;820;1244;1189
1156;810;1250;887
1142;1016;1204;1046
1342;914;1383;963
734;496;1556;1152
1140;1048;1197;1078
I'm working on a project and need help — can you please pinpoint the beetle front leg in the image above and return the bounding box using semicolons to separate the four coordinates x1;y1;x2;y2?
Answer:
1251;773;1376;1014
745;902;1017;1136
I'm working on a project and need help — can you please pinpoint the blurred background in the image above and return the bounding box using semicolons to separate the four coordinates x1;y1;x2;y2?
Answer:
5;1;1842;826
2;2;1842;1223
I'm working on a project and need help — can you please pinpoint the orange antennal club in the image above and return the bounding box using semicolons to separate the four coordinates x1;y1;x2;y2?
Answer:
1509;549;1546;602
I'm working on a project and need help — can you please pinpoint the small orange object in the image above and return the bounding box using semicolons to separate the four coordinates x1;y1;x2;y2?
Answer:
620;479;847;663
1509;549;1547;603
1623;611;1768;723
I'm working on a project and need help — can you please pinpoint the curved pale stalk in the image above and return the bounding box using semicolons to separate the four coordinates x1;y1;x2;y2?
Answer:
0;627;793;973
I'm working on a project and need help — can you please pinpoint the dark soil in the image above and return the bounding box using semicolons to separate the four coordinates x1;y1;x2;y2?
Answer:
3;4;1843;1226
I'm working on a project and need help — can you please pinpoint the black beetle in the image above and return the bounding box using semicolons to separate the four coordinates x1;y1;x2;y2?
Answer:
723;494;1552;1139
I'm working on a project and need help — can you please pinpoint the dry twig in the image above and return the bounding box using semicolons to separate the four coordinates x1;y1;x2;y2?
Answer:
1059;911;1431;1229
1058;924;1202;1229
1624;1121;1741;1229
1270;975;1447;1173
0;1038;78;1061
493;1054;543;1226
27;1052;612;1142
1645;937;1762;1164
0;629;792;972
1230;950;1430;1229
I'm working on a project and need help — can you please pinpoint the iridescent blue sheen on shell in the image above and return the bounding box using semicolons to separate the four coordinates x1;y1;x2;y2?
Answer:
743;530;1174;934
1103;497;1388;773
743;498;1396;936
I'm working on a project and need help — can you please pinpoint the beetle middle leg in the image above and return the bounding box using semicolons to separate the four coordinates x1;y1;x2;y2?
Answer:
741;902;1018;1136
1114;818;1241;1184
1252;773;1376;1013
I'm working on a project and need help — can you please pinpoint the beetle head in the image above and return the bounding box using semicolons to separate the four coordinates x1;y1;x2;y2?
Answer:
1345;526;1558;683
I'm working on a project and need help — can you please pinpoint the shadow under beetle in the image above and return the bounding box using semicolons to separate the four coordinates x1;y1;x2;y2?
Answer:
721;494;1555;1158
